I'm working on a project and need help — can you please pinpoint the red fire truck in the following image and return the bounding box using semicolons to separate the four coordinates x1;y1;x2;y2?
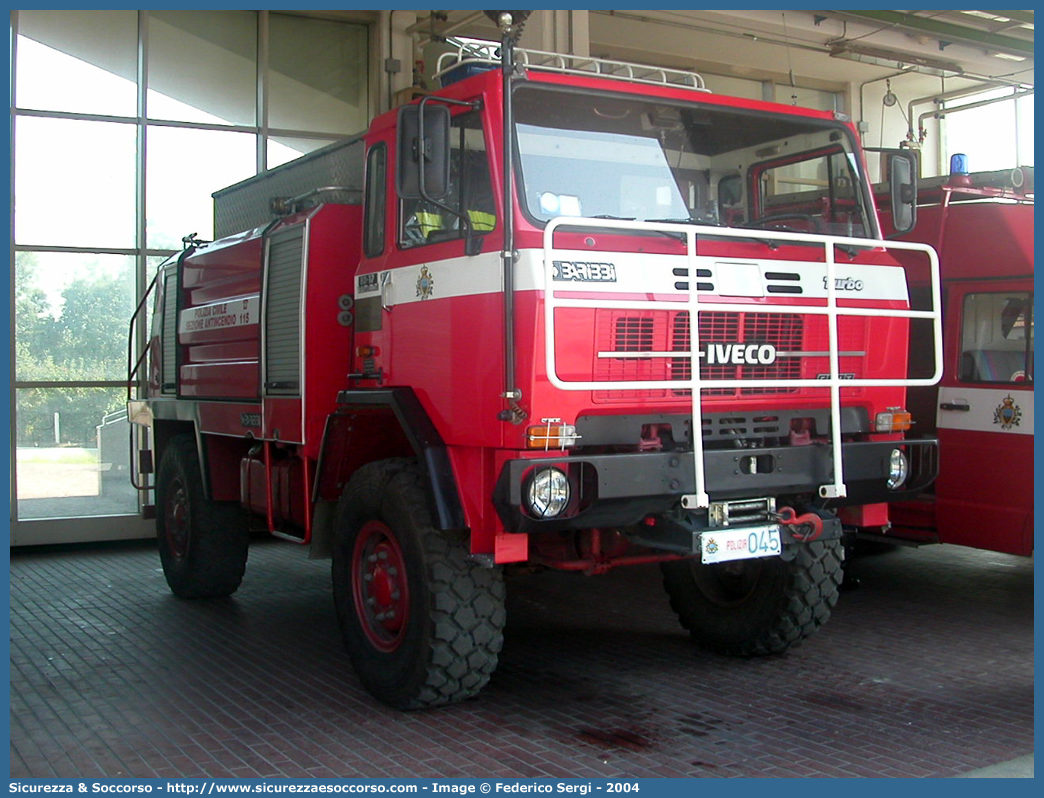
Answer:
879;165;1033;557
128;14;941;709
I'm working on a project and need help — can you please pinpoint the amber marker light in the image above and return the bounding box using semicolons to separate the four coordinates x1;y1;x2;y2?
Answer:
875;408;912;432
526;418;579;450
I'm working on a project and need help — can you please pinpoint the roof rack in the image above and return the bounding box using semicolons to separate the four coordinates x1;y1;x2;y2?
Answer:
435;42;709;92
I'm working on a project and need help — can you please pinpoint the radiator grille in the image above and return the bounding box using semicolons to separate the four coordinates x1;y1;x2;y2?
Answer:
161;272;178;394
615;317;655;356
594;309;817;402
670;312;803;397
264;226;305;396
594;311;670;401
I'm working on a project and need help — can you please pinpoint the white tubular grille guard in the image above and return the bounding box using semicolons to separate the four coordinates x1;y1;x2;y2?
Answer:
541;217;942;508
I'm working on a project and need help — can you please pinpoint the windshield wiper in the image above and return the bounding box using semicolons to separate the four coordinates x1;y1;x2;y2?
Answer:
722;228;869;258
567;214;685;242
644;216;723;227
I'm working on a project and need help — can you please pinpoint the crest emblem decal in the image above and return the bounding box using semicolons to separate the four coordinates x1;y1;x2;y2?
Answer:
993;395;1022;430
416;265;435;300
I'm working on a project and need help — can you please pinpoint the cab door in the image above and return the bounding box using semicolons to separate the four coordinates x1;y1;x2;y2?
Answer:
934;281;1033;554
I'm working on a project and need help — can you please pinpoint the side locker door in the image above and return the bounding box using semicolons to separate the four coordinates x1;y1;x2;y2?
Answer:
262;223;307;444
934;280;1034;554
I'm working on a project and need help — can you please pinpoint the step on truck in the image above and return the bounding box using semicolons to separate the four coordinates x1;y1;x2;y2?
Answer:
128;12;942;709
879;161;1033;557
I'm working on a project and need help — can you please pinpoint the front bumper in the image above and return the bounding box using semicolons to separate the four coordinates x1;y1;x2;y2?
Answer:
494;438;938;534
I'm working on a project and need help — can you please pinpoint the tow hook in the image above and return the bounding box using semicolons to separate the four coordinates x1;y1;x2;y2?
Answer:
774;506;823;542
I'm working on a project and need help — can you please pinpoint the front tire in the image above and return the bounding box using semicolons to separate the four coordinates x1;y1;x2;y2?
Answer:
155;433;249;598
661;539;843;656
332;460;506;710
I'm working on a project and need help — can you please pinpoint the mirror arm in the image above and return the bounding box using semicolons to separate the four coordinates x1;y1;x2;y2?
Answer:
866;146;918;238
415;96;483;249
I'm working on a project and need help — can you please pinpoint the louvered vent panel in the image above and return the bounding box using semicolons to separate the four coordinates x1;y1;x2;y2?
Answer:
264;227;305;396
161;273;178;394
670;312;802;397
593;310;669;402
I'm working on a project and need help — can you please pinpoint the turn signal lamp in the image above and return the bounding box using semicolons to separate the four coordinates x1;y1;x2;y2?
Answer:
526;419;579;450
875;408;912;432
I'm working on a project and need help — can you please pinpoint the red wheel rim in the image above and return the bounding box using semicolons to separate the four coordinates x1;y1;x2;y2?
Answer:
165;478;190;560
351;520;409;652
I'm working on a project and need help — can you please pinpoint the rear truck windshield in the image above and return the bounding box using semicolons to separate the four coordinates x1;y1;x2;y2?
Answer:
513;84;877;240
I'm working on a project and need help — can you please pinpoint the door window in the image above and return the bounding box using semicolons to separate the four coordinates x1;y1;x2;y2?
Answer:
363;143;386;258
959;292;1033;383
399;110;495;248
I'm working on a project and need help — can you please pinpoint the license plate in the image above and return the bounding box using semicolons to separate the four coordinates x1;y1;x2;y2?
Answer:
701;525;782;564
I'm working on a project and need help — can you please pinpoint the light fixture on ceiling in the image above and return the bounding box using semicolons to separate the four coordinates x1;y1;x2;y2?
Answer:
829;43;965;76
960;10;1013;23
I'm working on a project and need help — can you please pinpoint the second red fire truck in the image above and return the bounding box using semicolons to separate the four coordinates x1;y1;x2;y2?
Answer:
129;14;941;709
880;163;1033;557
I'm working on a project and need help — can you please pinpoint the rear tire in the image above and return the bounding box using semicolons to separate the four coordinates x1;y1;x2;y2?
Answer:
332;459;506;710
661;539;843;656
155;434;249;598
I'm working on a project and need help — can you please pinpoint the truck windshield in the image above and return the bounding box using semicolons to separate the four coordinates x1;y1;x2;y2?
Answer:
513;85;876;239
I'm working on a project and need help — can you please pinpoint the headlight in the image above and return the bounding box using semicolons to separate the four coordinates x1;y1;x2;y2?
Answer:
525;467;571;518
887;448;909;490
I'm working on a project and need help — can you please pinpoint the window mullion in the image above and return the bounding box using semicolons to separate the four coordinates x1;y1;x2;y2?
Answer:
258;10;269;174
10;10;22;523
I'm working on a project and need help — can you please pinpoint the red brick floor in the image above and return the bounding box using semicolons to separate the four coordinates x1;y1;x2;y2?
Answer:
9;537;1033;778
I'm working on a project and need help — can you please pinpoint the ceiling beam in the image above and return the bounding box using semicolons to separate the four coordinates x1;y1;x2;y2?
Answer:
829;10;1034;58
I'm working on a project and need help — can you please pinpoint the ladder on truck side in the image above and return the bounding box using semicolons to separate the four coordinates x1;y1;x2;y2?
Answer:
126;261;170;517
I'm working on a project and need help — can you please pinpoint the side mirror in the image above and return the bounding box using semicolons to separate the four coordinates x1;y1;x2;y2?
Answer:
396;103;451;201
888;150;918;235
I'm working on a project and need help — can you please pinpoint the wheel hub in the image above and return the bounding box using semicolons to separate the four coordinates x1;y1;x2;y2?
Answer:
692;558;762;607
165;480;190;560
352;521;409;652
